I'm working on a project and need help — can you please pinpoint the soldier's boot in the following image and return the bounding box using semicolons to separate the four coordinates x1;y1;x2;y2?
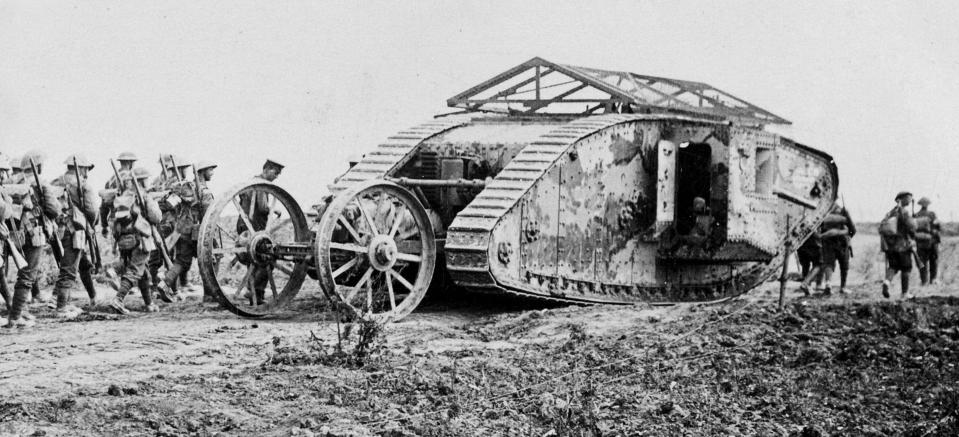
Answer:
901;275;914;300
109;286;131;315
881;280;891;298
5;286;36;328
55;288;83;319
155;279;177;303
822;286;832;296
138;283;158;312
80;272;97;306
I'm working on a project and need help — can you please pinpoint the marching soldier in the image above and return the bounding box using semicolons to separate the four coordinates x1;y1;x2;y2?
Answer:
8;157;24;183
914;197;941;286
156;160;216;301
0;156;15;310
819;204;856;294
108;167;163;314
4;152;61;329
4;155;44;304
146;154;187;296
239;159;283;304
796;231;823;296
100;152;138;238
879;191;917;299
50;155;100;317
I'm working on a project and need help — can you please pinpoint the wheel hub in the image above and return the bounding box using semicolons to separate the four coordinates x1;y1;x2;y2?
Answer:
368;235;398;271
248;233;275;265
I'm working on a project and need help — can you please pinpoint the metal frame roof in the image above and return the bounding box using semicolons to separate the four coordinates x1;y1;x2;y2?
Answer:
447;57;790;125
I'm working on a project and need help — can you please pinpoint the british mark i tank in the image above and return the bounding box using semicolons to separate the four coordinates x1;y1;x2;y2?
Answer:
197;57;838;322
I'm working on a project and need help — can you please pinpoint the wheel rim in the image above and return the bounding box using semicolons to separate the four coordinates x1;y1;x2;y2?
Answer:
315;180;436;323
198;180;311;318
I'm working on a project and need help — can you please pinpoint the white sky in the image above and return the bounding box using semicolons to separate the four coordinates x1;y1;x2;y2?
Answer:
2;0;958;220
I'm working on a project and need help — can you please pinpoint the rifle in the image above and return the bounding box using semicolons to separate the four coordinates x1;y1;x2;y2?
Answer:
110;159;173;269
73;157;102;273
0;182;28;269
28;158;63;267
163;156;187;248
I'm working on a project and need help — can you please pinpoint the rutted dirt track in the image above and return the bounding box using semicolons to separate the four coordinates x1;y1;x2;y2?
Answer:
0;236;957;436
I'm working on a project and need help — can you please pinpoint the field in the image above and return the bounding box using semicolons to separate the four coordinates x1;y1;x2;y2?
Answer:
0;233;957;436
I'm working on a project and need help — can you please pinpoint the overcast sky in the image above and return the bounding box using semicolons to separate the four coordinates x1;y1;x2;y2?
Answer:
1;1;957;221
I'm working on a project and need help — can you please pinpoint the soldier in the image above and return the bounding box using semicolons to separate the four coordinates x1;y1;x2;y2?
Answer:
879;191;917;299
0;156;15;310
795;226;823;296
146;154;186;296
4;152;61;328
50;155;100;317
108;168;163;314
819;203;856;294
4;155;43;304
100;152;138;238
156;160;215;301
914;197;940;286
239;159;283;305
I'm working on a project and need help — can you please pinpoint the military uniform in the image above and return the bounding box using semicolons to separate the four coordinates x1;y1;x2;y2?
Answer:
157;162;214;297
108;169;163;314
146;156;188;292
914;197;940;285
796;231;822;295
5;156;43;303
239;159;282;304
99;152;138;238
819;205;856;294
4;152;61;328
50;157;100;317
0;156;15;310
880;191;917;299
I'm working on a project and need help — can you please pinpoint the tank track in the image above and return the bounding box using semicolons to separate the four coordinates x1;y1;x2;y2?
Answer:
444;114;826;305
329;116;472;194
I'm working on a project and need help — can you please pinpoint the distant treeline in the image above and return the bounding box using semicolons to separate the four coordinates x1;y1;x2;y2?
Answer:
855;222;959;237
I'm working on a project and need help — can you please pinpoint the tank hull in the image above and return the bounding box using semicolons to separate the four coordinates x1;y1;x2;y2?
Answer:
331;114;838;305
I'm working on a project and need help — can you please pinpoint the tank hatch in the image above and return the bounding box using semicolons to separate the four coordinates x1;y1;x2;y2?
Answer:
447;57;790;126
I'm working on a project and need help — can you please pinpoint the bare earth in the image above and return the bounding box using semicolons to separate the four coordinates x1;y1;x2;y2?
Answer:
1;235;957;436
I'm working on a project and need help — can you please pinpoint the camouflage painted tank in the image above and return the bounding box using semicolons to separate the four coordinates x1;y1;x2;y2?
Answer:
197;57;838;321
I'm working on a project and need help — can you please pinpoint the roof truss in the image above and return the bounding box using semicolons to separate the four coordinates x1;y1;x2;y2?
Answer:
447;57;790;125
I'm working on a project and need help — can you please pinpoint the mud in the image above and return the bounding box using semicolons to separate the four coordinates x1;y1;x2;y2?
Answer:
0;234;956;436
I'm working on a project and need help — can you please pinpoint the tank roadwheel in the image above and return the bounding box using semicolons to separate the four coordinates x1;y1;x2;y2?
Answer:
315;180;436;323
198;180;312;318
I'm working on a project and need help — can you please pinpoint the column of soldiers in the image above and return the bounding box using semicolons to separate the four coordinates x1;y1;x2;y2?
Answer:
0;151;223;329
795;191;942;300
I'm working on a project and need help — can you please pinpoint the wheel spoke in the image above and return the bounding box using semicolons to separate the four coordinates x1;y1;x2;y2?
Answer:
235;267;253;298
217;223;239;242
388;269;415;292
264;193;278;231
274;262;294;276
248;190;257;229
332;257;359;279
233;197;255;234
386;275;396;310
329;242;367;253
268;271;279;299
337;215;363;243
388;204;406;239
395;252;421;263
344;267;373;304
366;274;373;313
354;199;380;235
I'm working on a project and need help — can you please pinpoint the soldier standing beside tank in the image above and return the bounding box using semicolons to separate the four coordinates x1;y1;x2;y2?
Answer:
239;159;283;305
819;204;856;295
109;168;163;314
914;197;940;286
4;152;61;328
796;231;823;296
50;155;100;318
156;160;216;300
879;191;917;299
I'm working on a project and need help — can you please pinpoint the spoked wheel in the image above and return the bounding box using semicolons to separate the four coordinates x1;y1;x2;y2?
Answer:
316;180;436;323
198;180;313;318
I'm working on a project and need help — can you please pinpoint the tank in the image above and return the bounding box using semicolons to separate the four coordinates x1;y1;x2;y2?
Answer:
197;57;838;322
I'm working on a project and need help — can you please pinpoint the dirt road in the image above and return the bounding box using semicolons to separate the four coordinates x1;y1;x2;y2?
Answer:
0;236;956;436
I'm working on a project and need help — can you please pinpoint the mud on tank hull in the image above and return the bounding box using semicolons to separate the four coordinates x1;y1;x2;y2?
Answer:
332;113;837;305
